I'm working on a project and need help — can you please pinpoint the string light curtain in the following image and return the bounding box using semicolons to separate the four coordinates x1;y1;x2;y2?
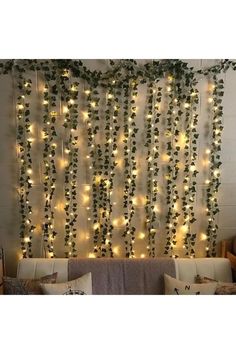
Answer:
0;59;234;259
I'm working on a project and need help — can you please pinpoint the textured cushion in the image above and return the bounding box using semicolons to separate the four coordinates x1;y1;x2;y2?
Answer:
40;272;92;295
3;273;58;295
195;275;236;295
232;237;236;255
164;273;217;295
227;251;236;281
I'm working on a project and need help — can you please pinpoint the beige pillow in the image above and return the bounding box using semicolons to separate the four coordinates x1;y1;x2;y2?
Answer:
3;273;58;295
164;273;217;295
40;272;92;295
195;275;236;295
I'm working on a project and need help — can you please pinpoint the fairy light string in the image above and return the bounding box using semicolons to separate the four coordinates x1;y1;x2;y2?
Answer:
182;84;199;257
16;73;35;258
121;79;139;258
61;70;79;258
42;80;58;258
164;75;180;256
0;59;233;258
144;82;161;257
85;86;102;256
205;76;224;256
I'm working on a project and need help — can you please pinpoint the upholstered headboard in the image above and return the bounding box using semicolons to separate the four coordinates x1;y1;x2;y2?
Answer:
174;258;232;283
17;258;68;282
16;257;233;294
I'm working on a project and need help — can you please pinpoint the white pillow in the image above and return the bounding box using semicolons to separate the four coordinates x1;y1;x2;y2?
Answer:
164;273;217;295
40;272;92;295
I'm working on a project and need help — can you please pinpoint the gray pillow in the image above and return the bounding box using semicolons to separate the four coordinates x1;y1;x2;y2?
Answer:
3;273;58;295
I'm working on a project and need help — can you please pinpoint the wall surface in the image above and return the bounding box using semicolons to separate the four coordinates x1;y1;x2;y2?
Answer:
0;59;236;276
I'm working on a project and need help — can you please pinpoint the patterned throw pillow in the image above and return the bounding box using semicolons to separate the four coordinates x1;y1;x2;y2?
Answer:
164;273;217;295
195;275;236;295
227;252;236;281
40;272;92;295
3;273;58;295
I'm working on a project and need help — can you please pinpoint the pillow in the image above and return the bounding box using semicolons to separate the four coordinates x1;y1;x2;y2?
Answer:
164;273;217;295
40;272;92;295
227;251;236;281
195;275;236;295
3;273;58;295
232;237;236;256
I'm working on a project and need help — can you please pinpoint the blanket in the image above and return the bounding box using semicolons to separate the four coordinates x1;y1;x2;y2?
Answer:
68;258;176;294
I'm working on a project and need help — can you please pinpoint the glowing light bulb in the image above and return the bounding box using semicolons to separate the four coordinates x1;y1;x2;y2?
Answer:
208;97;213;103
63;106;69;114
85;90;91;95
205;179;210;185
139;232;145;239
27;168;32;175
205;148;211;154
93;222;100;230
184;103;190;108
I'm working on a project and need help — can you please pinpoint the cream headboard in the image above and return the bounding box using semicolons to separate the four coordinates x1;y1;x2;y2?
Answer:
175;257;232;283
17;258;68;282
17;257;233;285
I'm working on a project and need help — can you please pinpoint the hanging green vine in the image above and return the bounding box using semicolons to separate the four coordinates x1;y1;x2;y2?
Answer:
85;86;101;256
15;72;35;258
42;80;58;258
182;83;199;257
144;82;162;257
0;59;234;259
122;79;139;257
205;77;224;257
60;70;79;258
164;76;180;256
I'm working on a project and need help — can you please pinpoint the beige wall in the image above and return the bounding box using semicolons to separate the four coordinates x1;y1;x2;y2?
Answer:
0;59;236;276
